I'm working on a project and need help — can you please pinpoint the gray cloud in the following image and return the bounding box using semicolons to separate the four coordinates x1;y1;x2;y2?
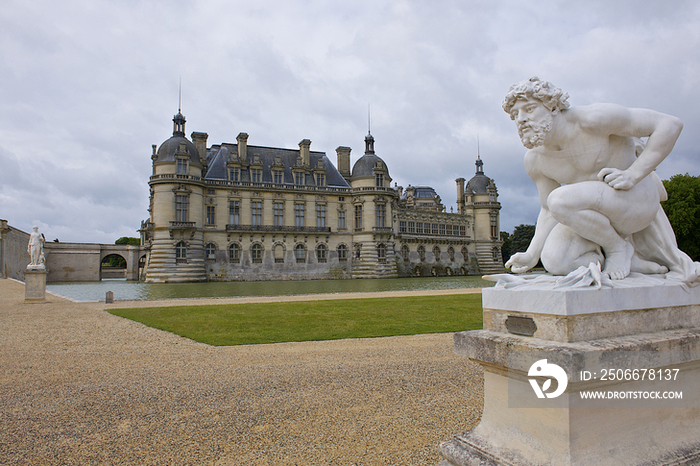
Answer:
1;0;698;243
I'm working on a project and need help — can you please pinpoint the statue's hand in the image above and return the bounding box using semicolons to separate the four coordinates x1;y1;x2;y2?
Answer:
597;167;636;190
505;252;538;274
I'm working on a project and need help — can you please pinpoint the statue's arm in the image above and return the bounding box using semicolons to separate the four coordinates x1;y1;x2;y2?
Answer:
581;104;683;190
506;156;559;273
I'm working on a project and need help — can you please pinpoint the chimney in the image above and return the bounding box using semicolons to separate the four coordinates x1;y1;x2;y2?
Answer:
236;133;248;162
299;139;311;166
456;177;466;214
191;132;208;165
336;146;351;180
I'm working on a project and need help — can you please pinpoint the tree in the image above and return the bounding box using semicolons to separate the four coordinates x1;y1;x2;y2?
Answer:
115;237;140;245
500;231;512;265
662;173;700;261
510;224;536;255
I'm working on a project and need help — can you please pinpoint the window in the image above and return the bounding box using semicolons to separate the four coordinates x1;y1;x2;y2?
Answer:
446;224;453;236
295;244;306;263
175;195;188;222
274;244;285;263
294;172;304;185
354;204;363;231
432;224;439;235
273;202;284;227
273;169;284;184
316;244;327;263
461;247;469;260
416;222;423;234
316;204;326;228
229;243;241;263
251;243;263;263
418;245;426;262
251;201;262;226
377;243;386;263
229;167;240;182
176;158;188;175
207;189;215;195
375;204;386;228
338;197;345;202
295;203;305;228
408;221;415;234
449;247;455;262
205;243;216;259
401;244;410;262
229;200;239;226
375;173;384;187
175;241;187;260
338;209;346;229
206;205;216;226
439;224;446;236
337;244;347;262
399;221;406;233
491;214;499;238
251;168;262;183
315;173;325;187
460;225;467;236
433;246;441;262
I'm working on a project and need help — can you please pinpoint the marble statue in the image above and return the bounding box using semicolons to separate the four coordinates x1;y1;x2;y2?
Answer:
502;77;699;283
27;226;45;269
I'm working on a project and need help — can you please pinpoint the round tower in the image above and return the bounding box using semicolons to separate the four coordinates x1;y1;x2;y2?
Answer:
144;110;206;282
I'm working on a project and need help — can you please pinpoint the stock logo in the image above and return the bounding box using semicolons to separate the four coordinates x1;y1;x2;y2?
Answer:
528;359;568;399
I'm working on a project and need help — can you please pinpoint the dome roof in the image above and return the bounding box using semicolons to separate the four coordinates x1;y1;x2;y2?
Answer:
155;135;201;166
351;153;389;178
465;173;491;194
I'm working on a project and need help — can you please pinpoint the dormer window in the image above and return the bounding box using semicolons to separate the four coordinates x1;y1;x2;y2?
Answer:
315;173;326;187
294;172;305;186
251;168;262;183
273;169;284;184
229;167;240;182
176;158;188;175
375;173;384;187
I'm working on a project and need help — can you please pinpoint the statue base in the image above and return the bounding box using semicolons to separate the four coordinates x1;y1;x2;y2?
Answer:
439;282;700;466
24;268;47;303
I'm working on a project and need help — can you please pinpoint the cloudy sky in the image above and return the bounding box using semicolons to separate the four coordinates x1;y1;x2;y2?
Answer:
1;0;699;243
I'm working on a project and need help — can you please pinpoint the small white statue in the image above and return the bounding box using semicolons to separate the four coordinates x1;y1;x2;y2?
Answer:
27;226;46;269
503;77;699;283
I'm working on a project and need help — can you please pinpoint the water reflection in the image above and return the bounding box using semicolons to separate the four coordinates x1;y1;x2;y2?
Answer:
48;276;492;302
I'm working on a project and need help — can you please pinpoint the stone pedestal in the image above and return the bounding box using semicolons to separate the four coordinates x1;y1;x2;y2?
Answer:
439;283;700;466
24;268;47;302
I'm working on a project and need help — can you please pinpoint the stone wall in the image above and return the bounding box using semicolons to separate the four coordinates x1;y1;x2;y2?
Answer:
0;220;30;280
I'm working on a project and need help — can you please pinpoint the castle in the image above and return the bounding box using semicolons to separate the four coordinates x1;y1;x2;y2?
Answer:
140;110;503;282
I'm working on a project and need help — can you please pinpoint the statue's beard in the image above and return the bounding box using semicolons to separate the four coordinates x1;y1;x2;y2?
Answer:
517;114;552;149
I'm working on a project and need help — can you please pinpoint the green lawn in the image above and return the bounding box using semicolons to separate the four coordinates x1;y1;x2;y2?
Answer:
108;293;483;346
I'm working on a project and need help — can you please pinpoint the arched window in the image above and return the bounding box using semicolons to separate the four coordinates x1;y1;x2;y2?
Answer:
274;244;285;263
448;246;455;262
377;243;386;263
316;244;327;263
461;246;469;261
229;243;241;263
251;243;263;263
433;245;441;262
295;244;306;263
205;243;216;260
175;241;187;261
418;245;426;262
401;244;410;262
337;244;348;262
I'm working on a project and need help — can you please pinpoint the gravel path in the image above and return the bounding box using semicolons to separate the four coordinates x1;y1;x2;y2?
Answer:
0;279;483;465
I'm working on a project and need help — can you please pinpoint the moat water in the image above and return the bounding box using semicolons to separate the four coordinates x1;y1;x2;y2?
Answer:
47;276;493;302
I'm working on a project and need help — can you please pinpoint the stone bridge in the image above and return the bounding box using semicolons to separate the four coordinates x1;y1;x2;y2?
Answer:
44;242;146;282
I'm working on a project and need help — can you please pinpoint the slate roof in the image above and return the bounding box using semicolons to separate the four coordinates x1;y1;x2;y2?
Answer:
155;135;201;166
204;144;350;188
401;186;438;200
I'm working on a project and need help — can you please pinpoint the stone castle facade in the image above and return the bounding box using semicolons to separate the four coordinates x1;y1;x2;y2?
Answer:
140;111;503;282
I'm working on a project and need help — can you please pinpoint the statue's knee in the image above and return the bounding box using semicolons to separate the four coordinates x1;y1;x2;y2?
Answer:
541;248;571;275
